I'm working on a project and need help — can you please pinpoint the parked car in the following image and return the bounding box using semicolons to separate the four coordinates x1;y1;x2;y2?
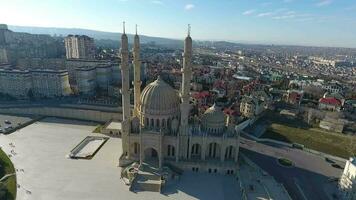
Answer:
332;163;343;169
4;120;11;124
0;128;3;133
325;157;335;163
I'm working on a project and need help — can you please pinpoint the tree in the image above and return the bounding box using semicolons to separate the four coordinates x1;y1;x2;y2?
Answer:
0;183;7;200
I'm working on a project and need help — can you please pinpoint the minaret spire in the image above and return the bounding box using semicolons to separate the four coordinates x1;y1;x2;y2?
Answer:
188;24;191;36
133;24;141;118
120;21;130;158
135;24;138;35
178;25;193;161
123;21;126;34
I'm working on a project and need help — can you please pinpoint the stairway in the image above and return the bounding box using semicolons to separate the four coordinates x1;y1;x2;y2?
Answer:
131;162;162;192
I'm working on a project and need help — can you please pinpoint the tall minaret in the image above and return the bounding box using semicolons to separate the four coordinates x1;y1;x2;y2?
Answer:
133;25;141;117
179;25;193;160
120;22;130;157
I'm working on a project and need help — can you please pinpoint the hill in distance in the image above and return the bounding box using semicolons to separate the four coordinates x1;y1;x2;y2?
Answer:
8;25;185;48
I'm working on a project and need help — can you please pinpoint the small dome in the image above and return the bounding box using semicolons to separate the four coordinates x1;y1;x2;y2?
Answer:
201;104;225;132
140;76;180;115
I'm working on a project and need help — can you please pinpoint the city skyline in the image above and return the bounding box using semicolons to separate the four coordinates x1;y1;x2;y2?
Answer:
1;0;356;48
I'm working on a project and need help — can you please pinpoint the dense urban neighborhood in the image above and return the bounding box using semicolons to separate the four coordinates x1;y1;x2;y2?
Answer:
0;21;356;200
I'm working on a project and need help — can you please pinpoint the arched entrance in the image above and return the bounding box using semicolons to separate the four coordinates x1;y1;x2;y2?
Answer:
143;147;159;167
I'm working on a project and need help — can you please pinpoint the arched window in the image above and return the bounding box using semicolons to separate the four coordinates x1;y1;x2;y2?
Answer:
156;119;160;128
162;119;166;128
167;118;171;129
191;143;201;158
145;118;149;127
225;146;234;160
134;143;140;155
151;119;154;128
208;143;218;158
167;145;175;157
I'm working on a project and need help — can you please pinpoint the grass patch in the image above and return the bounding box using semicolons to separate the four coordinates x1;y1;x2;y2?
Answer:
0;148;16;200
261;111;356;158
278;158;293;167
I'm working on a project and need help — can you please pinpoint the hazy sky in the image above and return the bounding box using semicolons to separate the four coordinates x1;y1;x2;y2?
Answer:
1;0;356;47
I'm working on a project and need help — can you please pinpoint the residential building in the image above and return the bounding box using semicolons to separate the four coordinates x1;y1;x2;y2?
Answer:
96;65;113;92
75;64;118;96
75;66;97;96
0;69;32;99
0;24;63;62
0;48;8;64
286;90;304;105
323;81;343;93
0;68;71;99
65;35;95;59
31;69;72;98
240;96;263;118
324;92;345;106
318;97;342;112
339;157;356;200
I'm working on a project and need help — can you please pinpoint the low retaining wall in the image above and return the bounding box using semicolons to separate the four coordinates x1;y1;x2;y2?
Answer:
0;107;121;123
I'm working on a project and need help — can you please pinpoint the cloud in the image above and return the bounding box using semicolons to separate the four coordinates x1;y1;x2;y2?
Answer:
151;0;163;4
242;9;256;16
316;0;333;7
184;4;195;11
257;12;274;17
272;14;295;20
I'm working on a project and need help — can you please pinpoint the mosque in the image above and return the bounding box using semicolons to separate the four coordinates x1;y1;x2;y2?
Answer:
118;24;240;175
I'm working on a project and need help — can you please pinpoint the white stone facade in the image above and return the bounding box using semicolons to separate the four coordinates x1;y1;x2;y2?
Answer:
340;157;356;200
119;28;240;174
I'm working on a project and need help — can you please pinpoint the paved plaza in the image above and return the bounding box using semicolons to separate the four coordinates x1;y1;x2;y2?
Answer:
0;117;241;200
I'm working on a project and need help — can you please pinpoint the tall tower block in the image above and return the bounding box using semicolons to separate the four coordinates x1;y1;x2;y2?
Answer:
179;25;193;159
120;22;130;157
133;25;141;117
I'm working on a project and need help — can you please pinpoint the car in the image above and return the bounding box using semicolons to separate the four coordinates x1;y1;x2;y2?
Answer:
332;163;344;169
325;157;335;163
4;120;11;124
0;129;3;133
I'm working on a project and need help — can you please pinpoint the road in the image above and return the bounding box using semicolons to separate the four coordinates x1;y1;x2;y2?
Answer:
240;136;344;200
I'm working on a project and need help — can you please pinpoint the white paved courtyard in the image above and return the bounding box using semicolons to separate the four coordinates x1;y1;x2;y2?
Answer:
0;117;241;200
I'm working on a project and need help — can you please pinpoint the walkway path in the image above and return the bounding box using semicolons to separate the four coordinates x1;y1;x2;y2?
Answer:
0;173;16;182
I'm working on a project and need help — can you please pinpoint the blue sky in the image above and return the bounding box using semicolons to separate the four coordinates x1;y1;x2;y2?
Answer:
0;0;356;47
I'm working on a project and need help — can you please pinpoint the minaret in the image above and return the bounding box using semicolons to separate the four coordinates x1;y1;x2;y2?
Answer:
179;25;193;160
120;22;130;157
133;24;141;118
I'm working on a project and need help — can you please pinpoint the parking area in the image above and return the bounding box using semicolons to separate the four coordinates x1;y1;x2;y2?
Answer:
0;114;35;134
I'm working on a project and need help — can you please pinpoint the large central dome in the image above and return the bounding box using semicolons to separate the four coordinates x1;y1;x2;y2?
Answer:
140;76;180;116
